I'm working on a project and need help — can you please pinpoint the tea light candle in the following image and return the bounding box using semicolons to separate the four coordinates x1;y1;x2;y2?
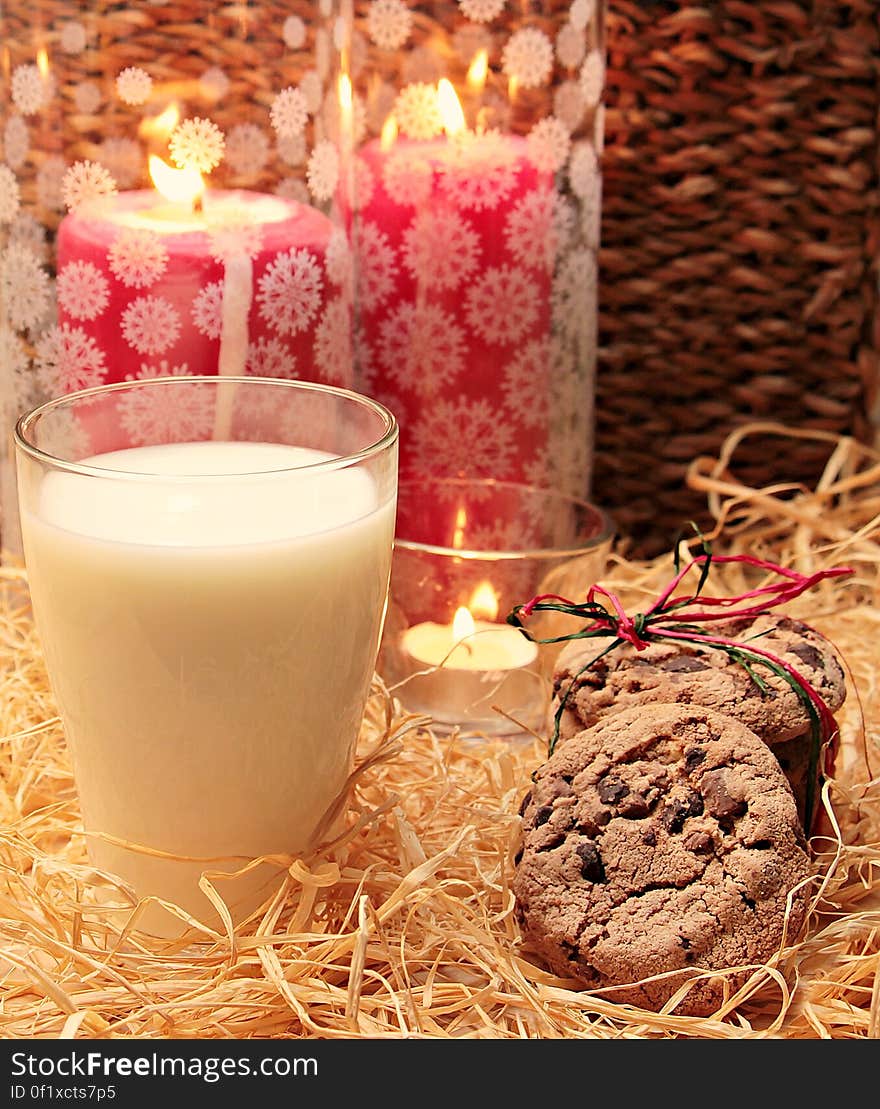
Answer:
56;158;348;395
397;588;541;732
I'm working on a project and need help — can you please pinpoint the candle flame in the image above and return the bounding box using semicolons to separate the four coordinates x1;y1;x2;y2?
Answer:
380;115;398;152
338;74;353;130
452;605;476;642
149;154;205;206
140;103;181;143
36;48;50;79
469;581;499;622
466;50;488;94
437;79;466;136
451;506;467;550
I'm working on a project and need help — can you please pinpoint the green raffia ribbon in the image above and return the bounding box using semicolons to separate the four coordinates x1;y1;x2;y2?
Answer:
507;544;853;833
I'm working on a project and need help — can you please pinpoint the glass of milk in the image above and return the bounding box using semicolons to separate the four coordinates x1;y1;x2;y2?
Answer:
14;377;398;937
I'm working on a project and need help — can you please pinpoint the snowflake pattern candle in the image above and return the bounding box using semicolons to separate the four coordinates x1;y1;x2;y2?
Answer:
54;156;350;410
348;1;605;517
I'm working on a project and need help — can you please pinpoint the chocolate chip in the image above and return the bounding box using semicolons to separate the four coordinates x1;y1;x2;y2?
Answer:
642;828;657;846
658;655;709;673
685;747;706;771
577;840;606;883
513;848;523;866
701;771;747;822
683;830;714;854
618;793;651;818
662;790;704;833
534;805;553;827
789;641;825;673
518;791;532;816
597;776;629;805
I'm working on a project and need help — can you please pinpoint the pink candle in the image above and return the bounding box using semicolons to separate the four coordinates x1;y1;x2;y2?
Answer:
350;88;554;494
53;165;352;406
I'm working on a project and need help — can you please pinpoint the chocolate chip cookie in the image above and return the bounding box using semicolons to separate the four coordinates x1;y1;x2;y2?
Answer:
551;615;846;827
513;704;812;1016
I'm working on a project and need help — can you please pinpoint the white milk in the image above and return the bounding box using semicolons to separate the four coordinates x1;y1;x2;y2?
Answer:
20;441;396;933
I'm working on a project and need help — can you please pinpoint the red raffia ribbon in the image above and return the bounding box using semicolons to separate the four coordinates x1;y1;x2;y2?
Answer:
509;552;854;832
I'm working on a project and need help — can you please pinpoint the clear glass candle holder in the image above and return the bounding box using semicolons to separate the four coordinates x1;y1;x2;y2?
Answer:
379;477;613;738
15;376;397;937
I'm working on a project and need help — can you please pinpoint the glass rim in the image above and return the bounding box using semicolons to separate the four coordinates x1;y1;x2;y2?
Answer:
394;476;614;562
14;376;399;481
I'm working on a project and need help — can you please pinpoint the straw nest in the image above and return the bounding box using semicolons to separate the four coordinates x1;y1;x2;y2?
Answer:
1;422;878;1039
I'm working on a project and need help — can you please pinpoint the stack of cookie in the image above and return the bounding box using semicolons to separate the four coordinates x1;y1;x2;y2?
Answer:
512;615;847;1016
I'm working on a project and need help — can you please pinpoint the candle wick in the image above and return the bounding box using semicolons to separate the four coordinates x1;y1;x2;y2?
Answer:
193;193;204;215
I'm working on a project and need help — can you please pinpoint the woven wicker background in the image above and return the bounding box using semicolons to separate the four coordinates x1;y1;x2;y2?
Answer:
595;0;879;556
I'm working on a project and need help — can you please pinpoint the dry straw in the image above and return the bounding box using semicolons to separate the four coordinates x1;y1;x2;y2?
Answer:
1;423;878;1039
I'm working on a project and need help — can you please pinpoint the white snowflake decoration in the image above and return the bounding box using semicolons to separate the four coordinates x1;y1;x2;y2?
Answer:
275;178;310;204
57;261;110;321
554;79;585;132
324;228;353;291
35;324;108;395
505;188;557;271
191;282;224;340
108;229;168;288
440;131;518;211
207;213;265;262
276;131;307;167
199;67;230;101
452;24;493;66
225;123;270;177
0;327;30;414
170;118;225;173
271;87;309;140
246;336;298;379
60;21;88;54
353;157;376;211
502;28;554;89
283;15;307;50
354;222;397;313
62;160;118;213
314;298;352;384
3;116;29;171
121;296;181;355
36;155;67;211
368;0;413;51
458;0;505;23
0;167;21;224
556;22;586;70
315;27;331;81
410;397;514;481
594;102;606;157
580;50;605;106
465;265;540;346
501;339;552;429
8;212;48;262
116;67;153;106
527;116;572;173
401;208;480;292
379;303;465;396
552;247;597;341
119;365;213;447
12;65;50;115
401;47;444;88
568;141;600;198
99;137;142;189
1;243;51;329
307;141;339;201
570;0;596;33
257;249;323;336
74;82;102;115
393;83;443;141
380;148;434;208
